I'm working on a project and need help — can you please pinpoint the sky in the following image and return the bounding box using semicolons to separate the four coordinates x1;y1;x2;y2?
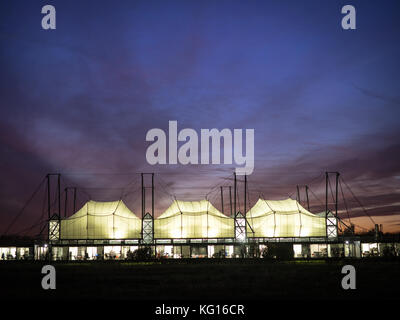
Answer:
0;0;399;235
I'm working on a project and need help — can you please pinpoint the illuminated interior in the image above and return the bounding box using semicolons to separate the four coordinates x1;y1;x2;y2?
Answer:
293;244;302;258
310;244;328;257
361;243;379;257
104;246;122;259
0;247;16;260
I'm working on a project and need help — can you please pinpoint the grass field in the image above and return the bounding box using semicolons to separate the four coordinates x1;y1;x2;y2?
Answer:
0;259;399;300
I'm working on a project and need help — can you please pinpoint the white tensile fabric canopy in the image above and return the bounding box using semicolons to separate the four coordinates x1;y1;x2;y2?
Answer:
60;200;141;239
246;198;326;237
154;200;234;239
59;198;326;240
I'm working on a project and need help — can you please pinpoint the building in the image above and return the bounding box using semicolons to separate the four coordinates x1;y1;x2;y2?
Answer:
1;173;399;261
2;197;381;260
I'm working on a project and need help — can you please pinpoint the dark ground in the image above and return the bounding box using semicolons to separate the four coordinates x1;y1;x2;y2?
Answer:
0;259;399;301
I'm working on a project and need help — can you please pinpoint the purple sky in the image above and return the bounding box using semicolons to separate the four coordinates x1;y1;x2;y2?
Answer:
1;0;400;235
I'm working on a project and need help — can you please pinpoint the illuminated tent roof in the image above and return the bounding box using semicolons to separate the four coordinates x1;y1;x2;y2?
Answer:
246;198;326;237
154;200;234;239
60;200;141;240
158;200;230;219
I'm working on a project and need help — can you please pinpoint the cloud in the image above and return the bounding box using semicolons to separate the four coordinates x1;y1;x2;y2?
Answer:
353;85;400;106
